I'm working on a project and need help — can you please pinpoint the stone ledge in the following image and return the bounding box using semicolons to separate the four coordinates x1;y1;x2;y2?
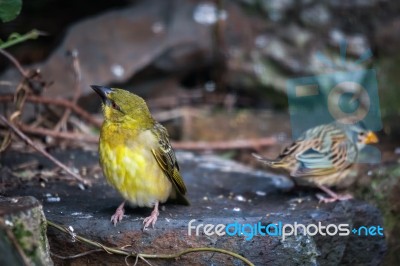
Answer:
1;149;386;265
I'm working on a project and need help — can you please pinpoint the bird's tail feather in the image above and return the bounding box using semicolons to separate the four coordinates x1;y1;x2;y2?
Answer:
176;193;190;206
252;153;285;168
168;188;190;206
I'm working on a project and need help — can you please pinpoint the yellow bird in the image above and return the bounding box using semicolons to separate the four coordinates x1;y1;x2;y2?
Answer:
91;85;189;229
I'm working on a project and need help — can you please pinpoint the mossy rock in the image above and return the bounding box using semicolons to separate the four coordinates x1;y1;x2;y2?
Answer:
0;196;53;266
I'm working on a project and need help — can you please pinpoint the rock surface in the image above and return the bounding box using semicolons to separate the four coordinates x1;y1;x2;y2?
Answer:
0;196;53;266
0;0;213;98
1;0;400;113
1;149;386;265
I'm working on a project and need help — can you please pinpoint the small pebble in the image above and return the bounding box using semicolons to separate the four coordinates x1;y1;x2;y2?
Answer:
234;195;246;202
256;191;266;196
5;220;13;226
47;197;61;203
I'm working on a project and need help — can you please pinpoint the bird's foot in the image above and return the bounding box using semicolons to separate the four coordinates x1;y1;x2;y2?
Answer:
316;184;353;203
316;193;353;203
111;201;126;226
143;202;159;230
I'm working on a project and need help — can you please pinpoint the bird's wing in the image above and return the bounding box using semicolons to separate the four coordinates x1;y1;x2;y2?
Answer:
150;122;187;195
291;138;355;178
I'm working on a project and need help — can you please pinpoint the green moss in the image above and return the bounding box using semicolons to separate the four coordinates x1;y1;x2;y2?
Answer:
376;55;400;117
356;164;400;265
9;205;52;265
11;219;36;257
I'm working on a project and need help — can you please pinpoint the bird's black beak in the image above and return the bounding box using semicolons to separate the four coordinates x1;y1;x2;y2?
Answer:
91;85;113;104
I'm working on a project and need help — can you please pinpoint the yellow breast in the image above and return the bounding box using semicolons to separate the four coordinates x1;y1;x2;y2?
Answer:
99;124;172;207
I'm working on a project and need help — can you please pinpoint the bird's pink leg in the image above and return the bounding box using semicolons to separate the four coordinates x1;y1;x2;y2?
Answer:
111;201;126;226
316;185;353;203
143;201;159;230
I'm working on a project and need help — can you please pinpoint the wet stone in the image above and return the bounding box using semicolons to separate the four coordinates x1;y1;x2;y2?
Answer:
1;149;386;265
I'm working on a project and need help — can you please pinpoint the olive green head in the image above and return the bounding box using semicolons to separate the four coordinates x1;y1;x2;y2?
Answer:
91;85;153;126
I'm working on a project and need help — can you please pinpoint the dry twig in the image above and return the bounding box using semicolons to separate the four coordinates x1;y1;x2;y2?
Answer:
0;94;102;127
0;219;30;266
0;114;90;185
18;124;98;143
172;137;276;150
7;123;276;150
51;249;103;260
54;49;82;131
0;48;50;151
0;49;29;78
47;220;254;266
4;119;277;150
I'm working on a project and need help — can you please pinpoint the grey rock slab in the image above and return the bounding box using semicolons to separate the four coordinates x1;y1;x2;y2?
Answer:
1;149;386;265
0;0;213;99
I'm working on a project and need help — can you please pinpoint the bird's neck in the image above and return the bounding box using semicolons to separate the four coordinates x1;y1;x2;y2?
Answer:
100;119;144;143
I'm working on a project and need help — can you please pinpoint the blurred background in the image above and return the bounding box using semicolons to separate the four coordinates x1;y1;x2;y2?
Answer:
1;0;399;264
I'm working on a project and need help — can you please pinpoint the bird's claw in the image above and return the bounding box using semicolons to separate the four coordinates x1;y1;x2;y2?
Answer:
110;208;125;226
316;193;353;203
143;209;159;230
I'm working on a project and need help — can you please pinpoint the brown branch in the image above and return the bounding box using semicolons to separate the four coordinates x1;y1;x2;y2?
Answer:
0;94;102;128
51;249;103;260
0;115;90;185
0;81;27;152
18;124;98;143
0;49;29;78
47;220;254;266
147;90;203;109
54;49;82;132
5;122;276;150
0;220;31;266
171;138;277;150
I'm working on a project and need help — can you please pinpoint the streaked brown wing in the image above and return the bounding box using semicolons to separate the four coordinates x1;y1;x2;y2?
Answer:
291;138;354;178
151;122;187;195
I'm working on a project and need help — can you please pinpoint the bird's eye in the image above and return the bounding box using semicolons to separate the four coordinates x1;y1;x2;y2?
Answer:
359;132;365;136
111;101;121;112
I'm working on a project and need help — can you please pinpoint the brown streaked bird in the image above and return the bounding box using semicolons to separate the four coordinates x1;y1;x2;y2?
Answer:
253;122;379;202
91;85;189;229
